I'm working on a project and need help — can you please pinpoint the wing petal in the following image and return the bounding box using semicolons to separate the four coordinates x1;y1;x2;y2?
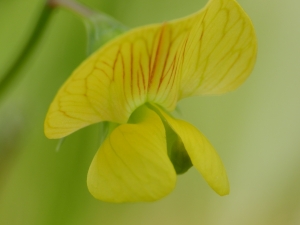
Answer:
87;106;176;202
153;105;229;195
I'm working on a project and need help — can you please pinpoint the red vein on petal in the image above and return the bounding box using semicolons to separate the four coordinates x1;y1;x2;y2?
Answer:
149;24;166;87
139;59;146;93
112;46;121;81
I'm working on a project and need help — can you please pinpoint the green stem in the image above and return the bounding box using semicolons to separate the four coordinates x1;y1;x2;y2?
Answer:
0;4;53;100
48;0;96;17
49;0;127;55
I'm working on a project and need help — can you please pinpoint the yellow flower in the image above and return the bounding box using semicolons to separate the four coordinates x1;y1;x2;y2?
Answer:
44;0;257;202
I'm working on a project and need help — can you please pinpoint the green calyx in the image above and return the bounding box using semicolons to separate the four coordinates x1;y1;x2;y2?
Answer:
164;121;193;175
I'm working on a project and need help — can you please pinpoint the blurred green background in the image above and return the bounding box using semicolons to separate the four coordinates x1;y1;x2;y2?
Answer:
0;0;300;224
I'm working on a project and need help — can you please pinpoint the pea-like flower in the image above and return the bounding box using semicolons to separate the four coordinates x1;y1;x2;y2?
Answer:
44;0;257;202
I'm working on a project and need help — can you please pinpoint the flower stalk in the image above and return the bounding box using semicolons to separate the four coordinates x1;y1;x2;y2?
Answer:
49;0;127;55
48;0;97;17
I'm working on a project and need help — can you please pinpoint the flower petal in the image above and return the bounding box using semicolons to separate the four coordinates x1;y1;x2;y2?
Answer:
177;0;257;98
87;106;176;202
44;22;182;138
153;105;229;195
44;0;256;138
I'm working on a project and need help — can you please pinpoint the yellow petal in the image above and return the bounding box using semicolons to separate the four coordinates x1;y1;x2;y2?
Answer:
152;105;229;195
45;0;256;138
177;0;257;97
87;106;176;202
44;58;107;139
